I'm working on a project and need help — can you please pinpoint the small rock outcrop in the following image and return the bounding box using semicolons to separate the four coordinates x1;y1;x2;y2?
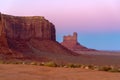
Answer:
61;32;96;51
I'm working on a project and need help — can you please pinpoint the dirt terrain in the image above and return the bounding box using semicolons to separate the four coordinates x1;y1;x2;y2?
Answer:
0;64;120;80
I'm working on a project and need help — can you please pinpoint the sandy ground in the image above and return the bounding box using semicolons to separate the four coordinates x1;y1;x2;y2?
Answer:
0;64;120;80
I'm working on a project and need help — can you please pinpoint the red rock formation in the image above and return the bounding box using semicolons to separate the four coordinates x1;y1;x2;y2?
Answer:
61;32;96;51
0;13;78;61
0;13;8;47
2;14;56;41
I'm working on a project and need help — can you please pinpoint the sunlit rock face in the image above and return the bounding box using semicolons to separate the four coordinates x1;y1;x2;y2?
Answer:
0;13;56;41
0;13;56;58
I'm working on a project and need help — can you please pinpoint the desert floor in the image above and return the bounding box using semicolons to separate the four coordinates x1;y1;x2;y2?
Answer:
0;64;120;80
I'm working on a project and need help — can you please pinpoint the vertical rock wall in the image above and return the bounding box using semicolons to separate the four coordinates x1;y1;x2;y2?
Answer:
1;14;56;41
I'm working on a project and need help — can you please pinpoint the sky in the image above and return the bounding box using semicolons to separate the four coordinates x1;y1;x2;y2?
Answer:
0;0;120;51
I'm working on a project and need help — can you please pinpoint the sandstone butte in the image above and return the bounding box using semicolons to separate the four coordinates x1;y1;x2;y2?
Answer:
0;12;80;62
0;12;100;65
61;32;96;52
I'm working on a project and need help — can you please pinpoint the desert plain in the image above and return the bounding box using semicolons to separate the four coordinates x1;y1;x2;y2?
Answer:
0;64;120;80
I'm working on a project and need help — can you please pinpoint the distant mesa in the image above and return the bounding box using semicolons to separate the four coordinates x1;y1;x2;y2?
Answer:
61;32;96;51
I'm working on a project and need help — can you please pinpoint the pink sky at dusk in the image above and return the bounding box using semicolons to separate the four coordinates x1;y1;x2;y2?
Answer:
0;0;120;50
0;0;120;33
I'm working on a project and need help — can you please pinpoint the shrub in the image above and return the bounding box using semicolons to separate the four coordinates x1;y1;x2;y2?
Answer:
0;61;4;64
66;64;75;68
30;62;38;65
44;62;57;67
98;66;112;71
66;64;81;68
86;65;95;70
109;68;120;72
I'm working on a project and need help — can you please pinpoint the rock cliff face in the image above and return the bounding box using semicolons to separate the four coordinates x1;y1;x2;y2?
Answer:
1;13;56;41
0;13;77;61
61;32;96;51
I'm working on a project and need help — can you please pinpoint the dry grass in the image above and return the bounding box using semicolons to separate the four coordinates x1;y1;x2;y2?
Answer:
0;60;120;73
0;64;120;80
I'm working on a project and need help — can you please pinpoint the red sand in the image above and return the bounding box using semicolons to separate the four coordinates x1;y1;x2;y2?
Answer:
0;64;120;80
